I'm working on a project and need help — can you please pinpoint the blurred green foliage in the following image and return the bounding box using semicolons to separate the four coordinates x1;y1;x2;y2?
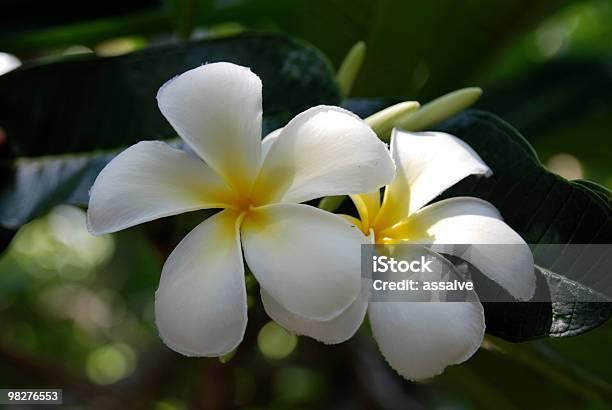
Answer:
1;0;612;409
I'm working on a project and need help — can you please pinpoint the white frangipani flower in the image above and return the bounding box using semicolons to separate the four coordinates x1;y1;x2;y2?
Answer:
87;62;395;356
262;128;536;381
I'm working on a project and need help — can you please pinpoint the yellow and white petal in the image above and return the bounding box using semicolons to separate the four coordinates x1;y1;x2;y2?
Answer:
261;288;368;344
157;62;262;193
261;128;282;163
87;141;234;235
369;301;485;381
375;129;491;230
252;106;395;205
395;197;535;301
350;191;381;233
241;203;365;321
155;210;247;357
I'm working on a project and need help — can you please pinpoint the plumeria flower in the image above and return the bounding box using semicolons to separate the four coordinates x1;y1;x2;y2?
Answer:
262;128;536;380
87;62;395;356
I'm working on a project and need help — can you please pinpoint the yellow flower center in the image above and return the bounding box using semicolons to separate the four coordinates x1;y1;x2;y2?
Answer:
348;190;415;243
231;193;254;214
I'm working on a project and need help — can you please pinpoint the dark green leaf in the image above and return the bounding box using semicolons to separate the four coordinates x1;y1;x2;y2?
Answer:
0;152;114;229
573;180;612;207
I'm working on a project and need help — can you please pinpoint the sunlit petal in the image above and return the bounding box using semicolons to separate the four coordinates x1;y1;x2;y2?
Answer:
155;210;247;356
261;128;281;163
261;289;368;344
242;203;365;320
386;197;535;301
252;106;395;205
376;130;491;229
157;62;262;192
87;141;233;235
369;300;485;381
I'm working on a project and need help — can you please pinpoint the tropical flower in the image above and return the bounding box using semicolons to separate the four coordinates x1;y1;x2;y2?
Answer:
87;62;395;356
262;128;536;380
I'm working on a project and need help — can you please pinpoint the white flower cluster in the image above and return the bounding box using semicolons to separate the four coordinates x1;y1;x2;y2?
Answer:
87;63;534;381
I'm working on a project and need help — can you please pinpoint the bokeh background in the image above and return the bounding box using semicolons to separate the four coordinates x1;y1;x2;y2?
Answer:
1;0;612;408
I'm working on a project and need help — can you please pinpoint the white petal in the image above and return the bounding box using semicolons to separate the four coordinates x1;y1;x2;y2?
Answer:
157;62;262;192
393;197;535;301
376;130;491;229
252;106;395;205
155;210;247;356
87;141;234;235
369;301;485;381
241;203;365;320
261;128;282;163
261;288;368;344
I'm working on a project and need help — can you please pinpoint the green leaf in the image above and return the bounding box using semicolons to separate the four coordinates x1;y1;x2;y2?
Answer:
1;152;114;230
573;180;612;207
0;34;340;246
